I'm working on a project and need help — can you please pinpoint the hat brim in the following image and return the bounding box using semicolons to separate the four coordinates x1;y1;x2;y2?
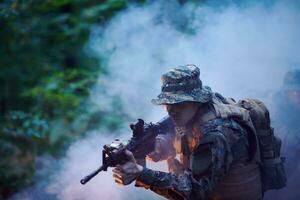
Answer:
151;86;212;105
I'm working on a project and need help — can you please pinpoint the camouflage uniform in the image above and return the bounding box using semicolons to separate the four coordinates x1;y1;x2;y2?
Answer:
135;65;262;200
275;69;300;176
265;69;300;200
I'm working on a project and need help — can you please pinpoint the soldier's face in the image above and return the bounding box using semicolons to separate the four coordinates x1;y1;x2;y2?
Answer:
285;90;300;109
165;102;200;126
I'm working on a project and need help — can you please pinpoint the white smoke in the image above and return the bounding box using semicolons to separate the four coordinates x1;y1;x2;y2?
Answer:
46;131;164;200
89;0;300;120
25;1;300;200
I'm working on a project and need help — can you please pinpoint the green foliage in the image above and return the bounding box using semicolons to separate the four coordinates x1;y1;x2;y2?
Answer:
23;69;98;119
0;0;145;198
0;114;36;198
3;111;49;138
0;110;50;160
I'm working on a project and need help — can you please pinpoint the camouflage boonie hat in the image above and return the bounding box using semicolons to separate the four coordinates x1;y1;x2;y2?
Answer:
283;69;300;91
151;64;212;105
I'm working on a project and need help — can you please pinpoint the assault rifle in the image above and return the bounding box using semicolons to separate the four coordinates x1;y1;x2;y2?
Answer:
80;117;173;185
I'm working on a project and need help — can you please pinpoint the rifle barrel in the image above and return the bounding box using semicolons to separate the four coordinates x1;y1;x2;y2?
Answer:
80;165;106;185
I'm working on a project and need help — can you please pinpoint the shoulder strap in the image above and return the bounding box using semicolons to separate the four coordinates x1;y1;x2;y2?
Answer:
212;100;261;163
238;99;272;137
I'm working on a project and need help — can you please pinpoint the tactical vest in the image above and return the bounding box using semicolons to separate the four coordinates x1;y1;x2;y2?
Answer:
171;97;263;200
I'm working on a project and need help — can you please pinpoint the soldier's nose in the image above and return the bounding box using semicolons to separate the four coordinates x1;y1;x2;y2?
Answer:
165;104;176;113
165;104;171;112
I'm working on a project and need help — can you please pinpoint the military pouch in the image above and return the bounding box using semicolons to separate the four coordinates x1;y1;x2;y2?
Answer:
261;156;286;192
260;134;287;192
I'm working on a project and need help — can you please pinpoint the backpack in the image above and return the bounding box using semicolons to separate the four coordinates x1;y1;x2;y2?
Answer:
213;94;287;192
238;99;287;192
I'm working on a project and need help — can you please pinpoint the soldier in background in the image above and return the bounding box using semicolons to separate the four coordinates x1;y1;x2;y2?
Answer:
266;69;300;200
274;69;300;129
274;69;300;176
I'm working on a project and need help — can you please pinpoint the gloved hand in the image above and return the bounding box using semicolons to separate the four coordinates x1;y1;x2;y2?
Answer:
112;150;143;185
146;134;176;162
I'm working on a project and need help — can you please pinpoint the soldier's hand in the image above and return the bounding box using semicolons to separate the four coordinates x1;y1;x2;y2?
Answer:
147;135;175;162
112;150;143;186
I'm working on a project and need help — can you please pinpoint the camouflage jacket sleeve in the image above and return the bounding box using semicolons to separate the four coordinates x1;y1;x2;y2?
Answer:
135;129;235;200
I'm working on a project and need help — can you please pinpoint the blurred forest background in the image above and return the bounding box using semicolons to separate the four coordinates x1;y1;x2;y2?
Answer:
0;0;149;198
4;0;297;199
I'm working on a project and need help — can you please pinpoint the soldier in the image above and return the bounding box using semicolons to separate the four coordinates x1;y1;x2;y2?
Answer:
265;69;300;200
112;65;262;200
273;69;300;179
274;69;300;128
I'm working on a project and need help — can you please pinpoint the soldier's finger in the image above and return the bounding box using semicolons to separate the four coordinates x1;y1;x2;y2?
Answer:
112;168;122;175
113;175;124;183
114;165;124;172
112;167;121;173
113;170;126;180
146;152;160;162
113;173;123;180
114;178;124;186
